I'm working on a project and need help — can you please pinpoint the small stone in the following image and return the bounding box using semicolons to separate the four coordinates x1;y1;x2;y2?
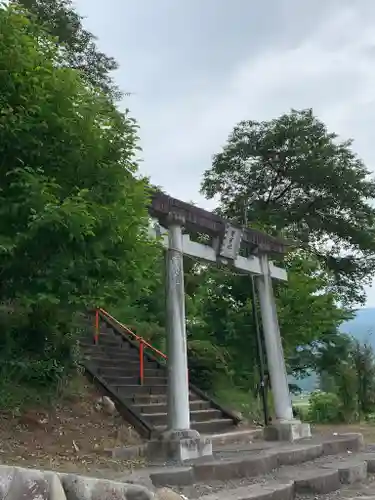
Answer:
102;396;117;415
156;487;186;500
95;396;117;415
124;484;153;500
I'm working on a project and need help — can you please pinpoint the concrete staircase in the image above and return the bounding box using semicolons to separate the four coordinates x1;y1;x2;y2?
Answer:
128;432;375;500
81;311;240;439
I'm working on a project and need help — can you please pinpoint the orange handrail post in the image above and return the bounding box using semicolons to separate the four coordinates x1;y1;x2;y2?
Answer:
94;308;99;344
139;341;144;385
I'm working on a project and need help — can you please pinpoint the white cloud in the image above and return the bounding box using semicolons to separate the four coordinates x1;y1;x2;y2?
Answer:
150;4;375;160
135;3;375;204
76;0;375;305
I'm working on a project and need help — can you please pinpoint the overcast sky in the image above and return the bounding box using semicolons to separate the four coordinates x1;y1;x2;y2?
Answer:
75;0;375;307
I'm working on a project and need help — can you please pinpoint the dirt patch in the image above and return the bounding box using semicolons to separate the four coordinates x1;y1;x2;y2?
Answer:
0;374;145;477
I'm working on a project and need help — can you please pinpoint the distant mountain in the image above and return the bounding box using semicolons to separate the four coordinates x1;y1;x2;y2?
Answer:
289;308;375;394
341;307;375;344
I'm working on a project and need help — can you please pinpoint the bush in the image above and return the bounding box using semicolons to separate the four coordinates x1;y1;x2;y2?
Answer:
0;4;157;407
308;391;342;423
215;382;263;423
0;303;85;409
187;339;229;392
293;404;309;421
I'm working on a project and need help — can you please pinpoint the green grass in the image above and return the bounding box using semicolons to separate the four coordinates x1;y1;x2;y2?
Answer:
214;383;267;423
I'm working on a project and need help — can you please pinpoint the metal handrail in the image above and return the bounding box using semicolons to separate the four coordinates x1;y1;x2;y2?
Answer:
98;308;167;359
95;307;167;385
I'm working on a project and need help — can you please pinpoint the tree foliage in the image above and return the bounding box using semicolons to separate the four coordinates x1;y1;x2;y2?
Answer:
183;252;349;392
278;253;351;376
319;337;375;421
0;4;156;397
14;0;120;98
201;109;375;305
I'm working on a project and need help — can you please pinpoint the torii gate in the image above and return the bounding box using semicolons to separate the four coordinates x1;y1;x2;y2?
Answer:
148;192;310;459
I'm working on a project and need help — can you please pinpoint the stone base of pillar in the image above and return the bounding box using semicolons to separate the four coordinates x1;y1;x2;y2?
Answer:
264;420;311;442
148;429;213;463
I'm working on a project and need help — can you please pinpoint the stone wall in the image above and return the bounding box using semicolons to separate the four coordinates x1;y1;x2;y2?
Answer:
0;465;183;500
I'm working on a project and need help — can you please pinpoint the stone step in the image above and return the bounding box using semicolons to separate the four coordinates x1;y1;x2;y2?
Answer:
210;428;263;448
141;409;223;425
318;433;364;454
93;337;123;348
116;384;168;395
278;466;340;494
127;392;201;405
320;458;367;484
155;418;234;435
192;418;235;434
98;367;163;378
197;481;294;500
101;346;141;357
89;353;144;366
147;433;366;488
98;325;142;344
80;340;108;350
96;332;124;342
87;356;156;367
80;332;123;345
98;349;141;360
197;466;342;499
358;452;375;472
79;340;97;349
81;346;109;357
84;348;138;359
104;375;167;386
133;399;211;414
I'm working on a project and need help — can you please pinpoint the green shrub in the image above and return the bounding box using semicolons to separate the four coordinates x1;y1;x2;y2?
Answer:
293;404;309;421
187;339;229;392
0;303;84;409
308;391;342;423
215;382;263;422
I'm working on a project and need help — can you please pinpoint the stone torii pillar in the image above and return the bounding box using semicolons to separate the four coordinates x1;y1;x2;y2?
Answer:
256;253;293;421
161;214;212;461
165;215;190;431
257;253;310;441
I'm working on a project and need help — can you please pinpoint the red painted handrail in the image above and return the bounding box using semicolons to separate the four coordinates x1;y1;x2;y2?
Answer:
96;307;167;386
94;309;99;344
95;308;189;386
139;342;144;385
98;308;167;359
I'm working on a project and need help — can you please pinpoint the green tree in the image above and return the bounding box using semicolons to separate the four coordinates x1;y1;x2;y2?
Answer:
0;4;156;396
201;109;375;306
352;340;375;416
277;253;351;376
323;338;375;420
183;252;349;393
14;0;120;98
